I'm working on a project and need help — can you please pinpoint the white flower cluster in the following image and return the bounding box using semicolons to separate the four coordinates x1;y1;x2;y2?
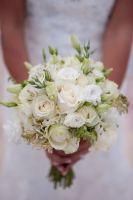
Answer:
3;36;127;154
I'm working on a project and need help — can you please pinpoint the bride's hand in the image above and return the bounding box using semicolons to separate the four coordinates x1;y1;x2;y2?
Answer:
46;140;90;175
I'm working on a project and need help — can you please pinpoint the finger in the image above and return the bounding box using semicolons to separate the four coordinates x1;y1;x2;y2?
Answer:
46;151;72;165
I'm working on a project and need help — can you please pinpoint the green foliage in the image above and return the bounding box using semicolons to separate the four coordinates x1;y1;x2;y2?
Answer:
71;35;95;65
112;94;129;114
74;126;97;144
49;165;74;189
81;59;91;75
28;76;46;89
45;70;53;81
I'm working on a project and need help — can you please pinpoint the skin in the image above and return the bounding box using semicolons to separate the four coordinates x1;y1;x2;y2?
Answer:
0;0;133;174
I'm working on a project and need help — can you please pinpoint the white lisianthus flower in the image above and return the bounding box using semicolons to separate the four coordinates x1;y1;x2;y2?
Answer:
58;83;82;113
64;137;80;154
92;69;104;79
101;80;119;99
93;128;117;151
101;107;120;127
76;74;89;86
92;61;104;71
18;102;32;117
56;67;80;82
87;73;96;84
78;106;99;126
19;84;38;103
64;56;81;70
64;113;86;128
47;124;70;150
82;84;102;104
33;95;55;120
29;64;45;83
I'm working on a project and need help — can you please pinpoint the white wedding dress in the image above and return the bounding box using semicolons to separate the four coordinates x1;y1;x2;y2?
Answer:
0;0;133;199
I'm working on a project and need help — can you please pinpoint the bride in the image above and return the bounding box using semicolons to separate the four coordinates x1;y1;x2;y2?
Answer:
0;0;133;199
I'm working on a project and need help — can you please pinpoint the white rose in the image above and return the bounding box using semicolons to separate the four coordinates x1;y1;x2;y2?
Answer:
78;106;99;126
58;83;82;113
101;80;119;99
64;137;80;154
19;84;38;103
29;64;45;83
33;95;55;120
47;124;70;150
82;84;102;104
64;113;86;128
56;67;80;82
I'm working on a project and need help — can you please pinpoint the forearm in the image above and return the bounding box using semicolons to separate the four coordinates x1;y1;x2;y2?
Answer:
102;0;133;87
103;27;132;86
1;24;29;82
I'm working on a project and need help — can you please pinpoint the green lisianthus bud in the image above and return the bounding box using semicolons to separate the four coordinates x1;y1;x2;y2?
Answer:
24;62;33;70
71;34;81;54
46;82;58;100
51;55;58;64
96;103;111;114
48;46;58;55
42;48;46;62
104;68;113;77
81;59;91;75
0;101;18;107
7;84;22;94
45;70;52;81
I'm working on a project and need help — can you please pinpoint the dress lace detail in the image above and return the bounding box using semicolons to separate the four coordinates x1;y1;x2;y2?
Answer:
25;0;115;63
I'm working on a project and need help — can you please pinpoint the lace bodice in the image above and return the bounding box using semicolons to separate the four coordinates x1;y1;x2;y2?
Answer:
26;0;115;63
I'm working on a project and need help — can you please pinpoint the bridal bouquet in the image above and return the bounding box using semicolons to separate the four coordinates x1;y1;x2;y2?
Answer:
0;35;128;188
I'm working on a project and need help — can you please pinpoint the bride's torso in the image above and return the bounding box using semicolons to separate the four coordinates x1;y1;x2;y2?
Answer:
25;0;115;63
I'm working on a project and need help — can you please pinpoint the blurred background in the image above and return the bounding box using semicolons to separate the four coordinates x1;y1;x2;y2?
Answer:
0;0;133;199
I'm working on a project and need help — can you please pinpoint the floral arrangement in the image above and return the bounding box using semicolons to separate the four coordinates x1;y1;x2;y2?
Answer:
0;35;128;188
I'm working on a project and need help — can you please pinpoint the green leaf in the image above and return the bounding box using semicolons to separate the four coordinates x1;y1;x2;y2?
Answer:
0;101;18;107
